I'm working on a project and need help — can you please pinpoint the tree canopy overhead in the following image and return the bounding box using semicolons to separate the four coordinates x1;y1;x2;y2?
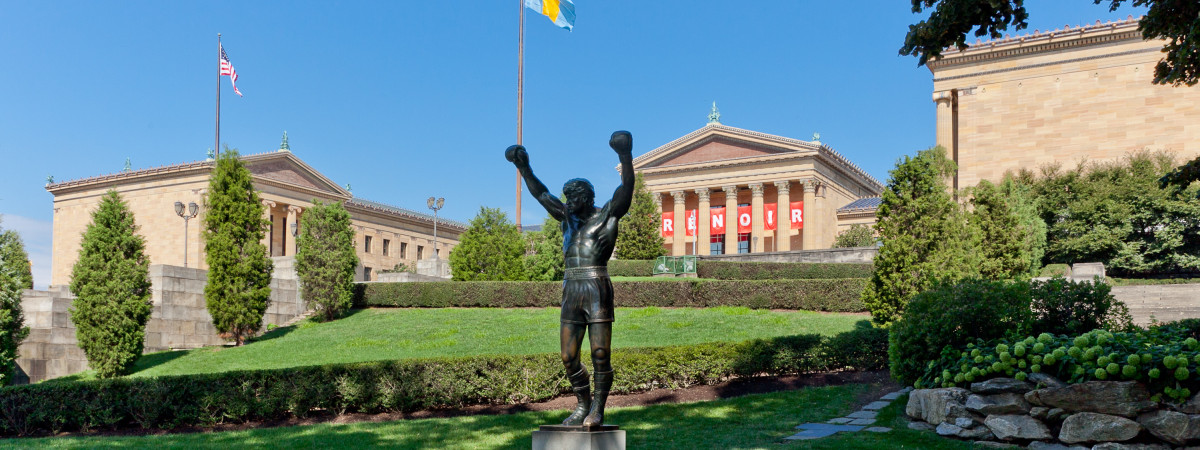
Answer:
901;0;1200;86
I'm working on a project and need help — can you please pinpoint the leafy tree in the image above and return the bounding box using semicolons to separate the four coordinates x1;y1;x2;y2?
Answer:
969;179;1038;279
524;214;565;281
203;149;273;345
1031;152;1200;276
448;207;527;281
67;190;152;378
615;172;666;260
380;263;412;274
862;146;980;326
901;0;1200;86
833;224;877;248
295;200;358;322
0;222;31;385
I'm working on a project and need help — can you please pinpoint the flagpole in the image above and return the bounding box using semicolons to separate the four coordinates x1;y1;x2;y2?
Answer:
215;33;222;158
515;0;525;229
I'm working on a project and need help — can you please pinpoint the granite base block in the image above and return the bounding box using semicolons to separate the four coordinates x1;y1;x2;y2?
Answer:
532;425;625;450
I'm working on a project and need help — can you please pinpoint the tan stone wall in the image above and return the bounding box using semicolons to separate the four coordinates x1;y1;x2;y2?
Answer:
349;210;460;281
931;26;1200;188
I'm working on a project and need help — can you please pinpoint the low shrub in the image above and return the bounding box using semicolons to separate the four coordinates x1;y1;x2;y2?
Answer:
0;324;886;436
608;260;651;277
917;326;1200;404
889;277;1135;385
601;260;873;280
1039;264;1071;278
355;279;868;312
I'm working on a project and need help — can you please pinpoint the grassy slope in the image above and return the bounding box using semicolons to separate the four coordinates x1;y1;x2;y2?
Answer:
4;388;971;449
55;307;866;380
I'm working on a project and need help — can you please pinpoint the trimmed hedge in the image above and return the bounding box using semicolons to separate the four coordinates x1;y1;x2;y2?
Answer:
606;260;872;280
0;325;886;436
355;278;868;312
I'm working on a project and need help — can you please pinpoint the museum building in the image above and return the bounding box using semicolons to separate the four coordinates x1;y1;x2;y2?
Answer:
928;16;1200;191
633;112;883;257
44;138;464;287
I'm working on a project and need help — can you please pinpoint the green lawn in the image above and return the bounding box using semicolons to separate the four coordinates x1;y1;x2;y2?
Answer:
3;385;973;449
53;307;866;380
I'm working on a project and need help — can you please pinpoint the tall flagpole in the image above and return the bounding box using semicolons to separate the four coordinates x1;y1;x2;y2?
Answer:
215;33;222;158
516;0;525;229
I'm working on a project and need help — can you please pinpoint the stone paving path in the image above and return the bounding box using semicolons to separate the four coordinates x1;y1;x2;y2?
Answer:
784;387;912;440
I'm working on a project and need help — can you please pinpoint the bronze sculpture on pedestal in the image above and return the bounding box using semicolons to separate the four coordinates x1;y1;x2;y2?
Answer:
506;130;634;427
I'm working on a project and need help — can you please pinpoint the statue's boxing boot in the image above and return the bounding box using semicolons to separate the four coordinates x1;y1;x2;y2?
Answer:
562;367;591;425
582;370;612;426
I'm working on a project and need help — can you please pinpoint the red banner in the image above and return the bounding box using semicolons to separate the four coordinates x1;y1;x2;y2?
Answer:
710;206;726;235
685;209;697;237
790;201;804;229
661;211;674;237
736;205;752;233
764;203;777;231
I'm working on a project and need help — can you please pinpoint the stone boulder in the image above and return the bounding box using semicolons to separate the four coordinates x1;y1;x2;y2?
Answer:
966;393;1031;415
936;422;995;440
1058;412;1142;444
970;377;1034;394
1027;373;1068;389
1025;381;1156;417
1137;409;1200;445
1027;442;1088;450
1090;444;1171;450
984;414;1052;441
906;388;971;424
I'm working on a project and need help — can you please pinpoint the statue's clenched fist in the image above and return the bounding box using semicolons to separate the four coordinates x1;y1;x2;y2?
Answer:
609;131;632;156
505;144;529;167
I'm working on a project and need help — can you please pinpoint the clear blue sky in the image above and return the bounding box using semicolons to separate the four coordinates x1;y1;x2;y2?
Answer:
0;1;1146;288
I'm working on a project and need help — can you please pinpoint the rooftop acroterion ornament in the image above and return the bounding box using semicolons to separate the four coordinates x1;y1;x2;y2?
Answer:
206;148;215;161
707;102;721;125
280;131;290;152
124;158;132;172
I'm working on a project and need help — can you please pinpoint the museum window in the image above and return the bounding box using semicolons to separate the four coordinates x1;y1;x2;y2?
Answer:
710;235;723;255
737;233;750;254
364;235;372;253
382;239;390;256
417;245;424;260
400;242;408;259
364;266;372;281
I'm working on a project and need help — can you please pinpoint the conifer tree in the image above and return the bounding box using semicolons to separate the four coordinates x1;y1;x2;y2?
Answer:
295;200;358;322
0;221;31;385
524;214;565;281
68;190;152;378
615;172;666;260
448;207;527;281
862;146;980;326
203;149;273;345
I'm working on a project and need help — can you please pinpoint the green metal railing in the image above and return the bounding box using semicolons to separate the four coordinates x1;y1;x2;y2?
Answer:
652;256;698;275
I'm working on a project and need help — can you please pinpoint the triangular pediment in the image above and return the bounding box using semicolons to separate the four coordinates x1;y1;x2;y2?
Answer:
632;124;818;170
243;152;352;198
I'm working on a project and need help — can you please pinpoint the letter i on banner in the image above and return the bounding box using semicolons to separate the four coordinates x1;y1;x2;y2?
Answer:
686;209;697;237
661;212;674;237
710;206;725;234
790;201;804;229
764;203;777;231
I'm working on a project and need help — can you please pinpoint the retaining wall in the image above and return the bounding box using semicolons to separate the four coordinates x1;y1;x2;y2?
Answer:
697;247;877;264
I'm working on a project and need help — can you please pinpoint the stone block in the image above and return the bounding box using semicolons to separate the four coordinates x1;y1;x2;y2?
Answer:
49;328;77;345
907;388;972;424
1072;262;1106;280
863;401;891;411
967;393;1031;415
51;312;72;328
1058;412;1141;444
984;414;1052;441
1025;381;1155;417
847;410;878;419
970;377;1034;394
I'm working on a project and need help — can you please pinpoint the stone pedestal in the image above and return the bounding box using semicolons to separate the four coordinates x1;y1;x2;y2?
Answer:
416;257;451;279
532;425;625;450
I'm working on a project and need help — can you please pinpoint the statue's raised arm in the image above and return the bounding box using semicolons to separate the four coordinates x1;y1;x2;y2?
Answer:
506;144;566;222
606;131;635;220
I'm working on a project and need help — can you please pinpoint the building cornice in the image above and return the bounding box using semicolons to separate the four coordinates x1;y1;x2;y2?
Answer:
928;16;1145;72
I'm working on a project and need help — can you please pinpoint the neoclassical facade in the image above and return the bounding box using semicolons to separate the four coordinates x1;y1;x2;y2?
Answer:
45;146;463;286
929;16;1200;190
631;120;883;256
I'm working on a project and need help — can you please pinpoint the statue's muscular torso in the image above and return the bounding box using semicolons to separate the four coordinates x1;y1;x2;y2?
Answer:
562;204;619;269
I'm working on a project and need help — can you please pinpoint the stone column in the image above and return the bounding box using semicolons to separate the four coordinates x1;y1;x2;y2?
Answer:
801;182;817;250
749;183;764;253
286;205;303;257
933;91;954;152
774;181;791;252
695;188;711;256
722;185;738;254
670;190;686;256
261;200;277;255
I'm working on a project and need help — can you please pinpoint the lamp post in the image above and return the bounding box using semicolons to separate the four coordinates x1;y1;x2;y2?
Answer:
427;197;444;259
174;201;199;267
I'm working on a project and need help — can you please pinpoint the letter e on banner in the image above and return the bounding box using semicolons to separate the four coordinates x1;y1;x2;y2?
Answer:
686;209;697;237
661;212;674;237
710;206;725;234
790;201;804;229
764;203;777;231
737;205;752;233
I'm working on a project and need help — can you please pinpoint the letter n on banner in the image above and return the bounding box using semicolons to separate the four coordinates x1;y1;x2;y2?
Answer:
661;211;674;237
790;201;804;229
736;205;752;233
685;209;697;237
710;206;725;235
764;203;777;231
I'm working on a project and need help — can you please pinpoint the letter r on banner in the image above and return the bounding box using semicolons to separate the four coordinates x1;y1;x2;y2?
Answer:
790;201;804;229
661;212;674;237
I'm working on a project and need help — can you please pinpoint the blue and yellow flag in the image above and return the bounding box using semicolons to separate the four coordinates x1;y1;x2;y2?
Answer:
525;0;575;30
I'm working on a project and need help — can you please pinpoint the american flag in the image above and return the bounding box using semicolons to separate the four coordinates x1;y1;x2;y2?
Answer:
219;44;242;97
